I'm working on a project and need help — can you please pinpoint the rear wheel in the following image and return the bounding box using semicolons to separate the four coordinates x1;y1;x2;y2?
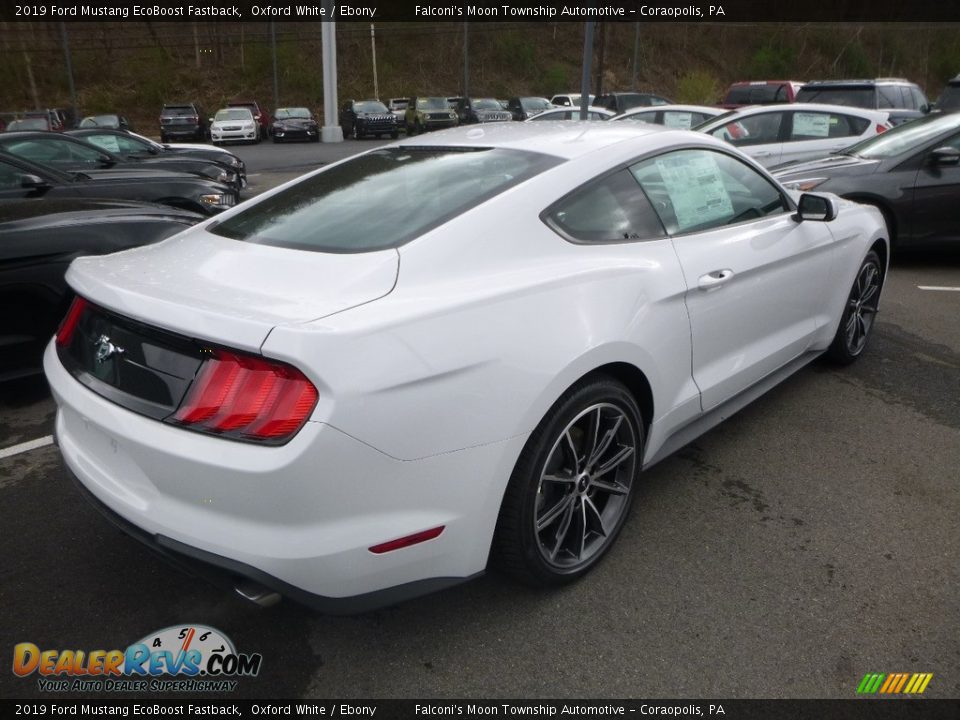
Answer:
493;377;643;586
826;251;883;365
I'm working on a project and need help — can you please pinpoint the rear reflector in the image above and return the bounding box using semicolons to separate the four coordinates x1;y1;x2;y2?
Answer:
56;296;90;347
369;526;445;554
876;124;888;134
168;348;318;444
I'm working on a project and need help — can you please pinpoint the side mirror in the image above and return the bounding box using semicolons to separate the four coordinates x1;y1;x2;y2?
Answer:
20;173;48;189
796;193;837;222
929;146;960;165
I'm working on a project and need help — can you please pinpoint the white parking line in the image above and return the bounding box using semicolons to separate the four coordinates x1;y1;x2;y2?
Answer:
0;435;54;460
917;286;960;292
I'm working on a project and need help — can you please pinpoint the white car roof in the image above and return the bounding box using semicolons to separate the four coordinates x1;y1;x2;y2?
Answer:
615;104;725;120
526;107;614;121
392;121;727;161
699;102;890;128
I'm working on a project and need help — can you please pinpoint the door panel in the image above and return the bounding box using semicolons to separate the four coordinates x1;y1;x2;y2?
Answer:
629;148;836;411
909;133;960;245
671;216;836;409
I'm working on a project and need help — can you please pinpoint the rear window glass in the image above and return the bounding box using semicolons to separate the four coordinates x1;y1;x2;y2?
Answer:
796;87;875;108
724;85;789;105
210;148;563;253
162;107;196;116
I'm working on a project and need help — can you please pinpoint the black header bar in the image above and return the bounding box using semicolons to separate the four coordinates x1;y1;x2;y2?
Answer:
1;0;959;23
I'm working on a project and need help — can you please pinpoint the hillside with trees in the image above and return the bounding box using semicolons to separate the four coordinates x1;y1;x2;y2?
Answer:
2;21;958;129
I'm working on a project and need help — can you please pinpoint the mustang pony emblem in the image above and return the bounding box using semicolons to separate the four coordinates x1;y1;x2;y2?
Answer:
93;334;124;364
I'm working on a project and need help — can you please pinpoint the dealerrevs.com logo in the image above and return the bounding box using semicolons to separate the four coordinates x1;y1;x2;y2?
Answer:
12;625;262;693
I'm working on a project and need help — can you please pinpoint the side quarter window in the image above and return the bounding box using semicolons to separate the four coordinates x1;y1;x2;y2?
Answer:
629;149;789;235
710;112;783;146
545;169;665;243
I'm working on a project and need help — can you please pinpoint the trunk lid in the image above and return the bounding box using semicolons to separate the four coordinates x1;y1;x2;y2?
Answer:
65;229;399;352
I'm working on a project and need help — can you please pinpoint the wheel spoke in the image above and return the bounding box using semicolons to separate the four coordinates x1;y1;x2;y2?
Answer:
576;500;588;560
587;408;601;464
594;445;635;478
537;492;575;532
587;415;623;468
861;282;878;306
548;497;577;561
583;496;608;537
541;473;575;485
563;430;582;474
590;477;630;496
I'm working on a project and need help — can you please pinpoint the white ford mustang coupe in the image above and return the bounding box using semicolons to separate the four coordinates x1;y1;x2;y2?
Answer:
46;123;888;611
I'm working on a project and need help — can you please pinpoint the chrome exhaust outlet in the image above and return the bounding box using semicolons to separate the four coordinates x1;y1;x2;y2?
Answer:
235;580;282;607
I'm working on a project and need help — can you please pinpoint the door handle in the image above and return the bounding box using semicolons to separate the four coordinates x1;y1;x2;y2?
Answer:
698;269;735;290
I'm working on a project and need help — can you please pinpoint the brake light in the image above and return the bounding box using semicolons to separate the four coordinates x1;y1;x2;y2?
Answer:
56;296;90;347
876;124;888;134
169;348;318;444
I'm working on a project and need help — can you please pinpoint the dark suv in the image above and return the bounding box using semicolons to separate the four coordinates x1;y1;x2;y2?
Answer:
595;92;671;114
159;103;208;143
339;99;399;139
935;74;960;113
796;79;930;126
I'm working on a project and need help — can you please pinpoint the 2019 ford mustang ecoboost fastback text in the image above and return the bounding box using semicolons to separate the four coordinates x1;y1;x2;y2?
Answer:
45;123;888;612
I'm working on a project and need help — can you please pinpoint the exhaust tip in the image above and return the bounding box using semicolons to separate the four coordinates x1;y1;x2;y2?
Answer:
235;580;282;608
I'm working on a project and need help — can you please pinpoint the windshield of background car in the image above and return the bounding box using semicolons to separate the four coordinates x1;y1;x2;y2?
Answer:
521;98;552;111
724;84;788;104
418;98;449;110
355;101;389;113
8;119;49;131
472;99;502;111
209;148;563;253
162;107;196;117
844;112;960;159
276;108;311;119
937;85;960;112
215;109;253;122
795;87;874;107
79;115;119;127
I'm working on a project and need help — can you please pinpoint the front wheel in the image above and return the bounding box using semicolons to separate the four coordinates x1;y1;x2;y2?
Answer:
826;250;883;365
493;377;644;586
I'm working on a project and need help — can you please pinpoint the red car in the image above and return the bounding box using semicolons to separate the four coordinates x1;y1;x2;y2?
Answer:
228;100;270;141
719;81;804;109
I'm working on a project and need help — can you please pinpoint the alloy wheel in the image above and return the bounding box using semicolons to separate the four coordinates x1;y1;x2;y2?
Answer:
844;260;881;356
534;403;638;571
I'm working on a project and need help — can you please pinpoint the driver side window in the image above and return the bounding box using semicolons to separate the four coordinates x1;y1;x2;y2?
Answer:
629;149;788;235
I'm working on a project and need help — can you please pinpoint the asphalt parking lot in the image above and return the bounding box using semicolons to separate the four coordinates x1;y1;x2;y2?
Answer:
0;140;957;701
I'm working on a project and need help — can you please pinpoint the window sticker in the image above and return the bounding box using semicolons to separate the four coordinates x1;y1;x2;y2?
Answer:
793;112;830;138
663;112;694;130
655;152;733;231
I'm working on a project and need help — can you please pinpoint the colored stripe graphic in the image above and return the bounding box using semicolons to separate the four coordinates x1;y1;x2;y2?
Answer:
858;673;933;694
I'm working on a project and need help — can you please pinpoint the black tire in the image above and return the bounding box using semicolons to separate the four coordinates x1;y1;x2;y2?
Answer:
492;376;644;586
826;250;883;365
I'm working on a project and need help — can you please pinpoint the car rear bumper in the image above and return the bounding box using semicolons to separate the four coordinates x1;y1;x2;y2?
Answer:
45;340;518;609
162;126;203;138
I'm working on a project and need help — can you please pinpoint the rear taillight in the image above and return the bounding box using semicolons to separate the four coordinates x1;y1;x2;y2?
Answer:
169;348;318;444
876;124;888;134
56;296;90;347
